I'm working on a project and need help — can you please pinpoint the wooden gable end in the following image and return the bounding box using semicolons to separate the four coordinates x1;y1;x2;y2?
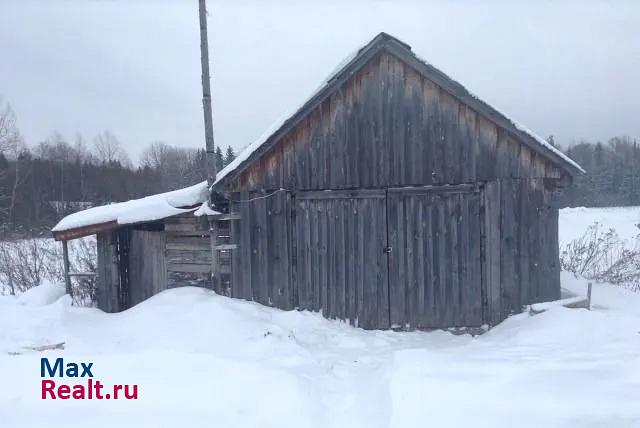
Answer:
224;51;565;193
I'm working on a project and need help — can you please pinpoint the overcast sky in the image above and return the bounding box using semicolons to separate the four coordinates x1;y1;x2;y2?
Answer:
1;0;638;161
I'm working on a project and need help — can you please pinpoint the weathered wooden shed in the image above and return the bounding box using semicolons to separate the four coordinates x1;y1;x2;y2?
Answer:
51;182;228;312
52;32;583;330
210;32;583;329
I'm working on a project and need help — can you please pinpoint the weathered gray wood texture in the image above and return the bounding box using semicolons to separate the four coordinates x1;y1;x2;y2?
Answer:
295;191;389;329
228;180;560;329
96;231;120;312
165;213;213;290
230;191;295;310
213;36;570;329
128;230;167;306
220;52;565;193
483;178;561;324
387;187;483;329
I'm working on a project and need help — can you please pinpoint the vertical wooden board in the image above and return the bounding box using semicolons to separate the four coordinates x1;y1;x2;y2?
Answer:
311;202;320;311
423;198;434;327
500;179;519;317
248;198;261;303
241;197;253;300
356;199;366;327
483;181;502;325
361;199;374;328
390;193;405;327
377;196;390;329
458;195;470;325
448;196;458;325
460;105;475;182
529;181;543;302
97;231;119;313
327;200;336;318
548;205;561;301
436;200;448;326
391;57;405;186
415;198;425;326
477;116;498;181
372;62;384;189
518;181;531;306
294;200;306;309
346;199;356;324
423;79;441;184
336;200;347;320
468;194;483;324
405;195;416;327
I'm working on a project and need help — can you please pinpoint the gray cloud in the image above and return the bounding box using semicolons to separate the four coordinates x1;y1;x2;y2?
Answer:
1;0;638;161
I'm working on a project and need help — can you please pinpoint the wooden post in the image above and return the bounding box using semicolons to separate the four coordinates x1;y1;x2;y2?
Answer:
209;218;218;291
587;282;592;310
62;240;72;300
198;0;217;187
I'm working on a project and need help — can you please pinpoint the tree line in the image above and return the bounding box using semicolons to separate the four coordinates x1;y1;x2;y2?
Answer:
1;97;639;237
0;99;235;237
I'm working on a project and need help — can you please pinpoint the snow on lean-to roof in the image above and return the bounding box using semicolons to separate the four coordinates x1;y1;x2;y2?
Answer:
214;33;583;186
52;181;209;232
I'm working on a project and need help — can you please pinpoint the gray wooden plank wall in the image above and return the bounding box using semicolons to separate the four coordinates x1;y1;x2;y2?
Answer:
96;231;120;313
165;214;213;290
227;52;564;193
228;180;561;330
387;189;483;329
128;230;167;306
484;178;561;324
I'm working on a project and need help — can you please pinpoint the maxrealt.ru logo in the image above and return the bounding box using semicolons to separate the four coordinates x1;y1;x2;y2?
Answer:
41;358;138;400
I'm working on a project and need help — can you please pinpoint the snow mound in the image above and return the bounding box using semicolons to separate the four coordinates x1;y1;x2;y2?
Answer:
52;181;209;232
16;282;65;306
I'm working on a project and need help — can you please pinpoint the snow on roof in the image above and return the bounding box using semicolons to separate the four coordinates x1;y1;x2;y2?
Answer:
214;33;583;185
52;181;209;232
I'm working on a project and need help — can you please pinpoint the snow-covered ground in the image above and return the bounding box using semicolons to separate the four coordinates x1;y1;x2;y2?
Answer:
1;208;640;427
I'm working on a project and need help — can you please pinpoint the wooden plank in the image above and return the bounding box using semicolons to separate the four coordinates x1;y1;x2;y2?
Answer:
500;179;518;317
167;263;212;273
295;188;385;200
423;197;435;327
483;181;502;324
376;196;390;329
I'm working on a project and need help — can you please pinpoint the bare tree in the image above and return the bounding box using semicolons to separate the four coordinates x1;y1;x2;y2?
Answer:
93;130;131;166
140;141;202;190
0;99;28;228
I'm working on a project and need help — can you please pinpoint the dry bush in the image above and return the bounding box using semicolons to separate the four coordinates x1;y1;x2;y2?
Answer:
0;237;97;304
560;223;640;291
0;239;49;295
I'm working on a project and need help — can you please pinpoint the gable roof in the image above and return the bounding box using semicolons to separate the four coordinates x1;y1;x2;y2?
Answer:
214;32;583;188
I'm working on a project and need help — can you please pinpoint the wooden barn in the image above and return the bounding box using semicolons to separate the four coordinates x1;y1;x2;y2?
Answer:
52;32;583;330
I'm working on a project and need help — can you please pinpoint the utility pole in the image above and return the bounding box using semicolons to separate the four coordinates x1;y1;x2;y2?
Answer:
199;0;216;186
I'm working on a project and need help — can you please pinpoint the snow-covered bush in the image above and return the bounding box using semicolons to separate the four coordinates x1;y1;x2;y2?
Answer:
560;222;640;291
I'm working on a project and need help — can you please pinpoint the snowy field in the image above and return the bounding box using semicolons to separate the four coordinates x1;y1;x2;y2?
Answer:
1;208;640;427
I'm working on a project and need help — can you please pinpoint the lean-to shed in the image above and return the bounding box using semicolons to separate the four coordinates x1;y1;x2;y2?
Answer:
210;32;583;329
51;181;228;312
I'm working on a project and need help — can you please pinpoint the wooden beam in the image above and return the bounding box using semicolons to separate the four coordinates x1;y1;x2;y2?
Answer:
53;221;119;241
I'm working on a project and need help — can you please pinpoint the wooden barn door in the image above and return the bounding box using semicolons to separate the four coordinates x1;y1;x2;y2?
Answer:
387;186;483;329
294;190;390;329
